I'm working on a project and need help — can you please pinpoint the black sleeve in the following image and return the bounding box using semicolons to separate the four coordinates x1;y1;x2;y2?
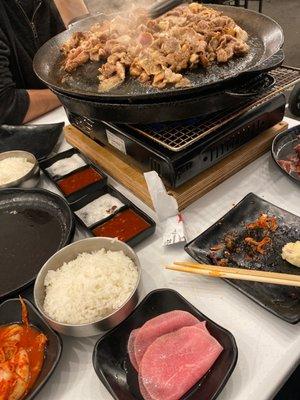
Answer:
0;32;29;125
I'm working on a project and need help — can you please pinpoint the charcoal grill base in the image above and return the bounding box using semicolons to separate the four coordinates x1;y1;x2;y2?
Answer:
68;94;286;188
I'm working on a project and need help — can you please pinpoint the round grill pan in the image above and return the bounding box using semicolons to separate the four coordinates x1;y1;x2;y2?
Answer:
33;5;284;102
56;73;276;124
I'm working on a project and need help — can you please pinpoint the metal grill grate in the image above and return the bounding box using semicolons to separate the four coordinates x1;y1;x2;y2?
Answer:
129;66;300;152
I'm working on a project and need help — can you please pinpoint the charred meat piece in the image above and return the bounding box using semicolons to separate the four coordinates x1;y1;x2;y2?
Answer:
210;244;223;251
216;258;229;267
246;214;278;232
244;236;272;255
208;213;280;269
224;234;236;251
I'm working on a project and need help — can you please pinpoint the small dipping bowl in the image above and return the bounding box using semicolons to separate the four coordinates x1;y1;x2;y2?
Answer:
34;237;141;337
0;150;40;189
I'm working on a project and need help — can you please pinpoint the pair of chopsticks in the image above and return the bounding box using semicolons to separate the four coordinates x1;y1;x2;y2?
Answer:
166;261;300;287
149;0;184;19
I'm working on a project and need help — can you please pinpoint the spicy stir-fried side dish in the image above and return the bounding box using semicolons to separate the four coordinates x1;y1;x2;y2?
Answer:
209;214;278;267
0;299;47;400
61;2;249;91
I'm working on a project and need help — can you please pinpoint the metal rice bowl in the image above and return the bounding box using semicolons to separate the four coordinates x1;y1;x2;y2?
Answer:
0;150;40;189
34;237;141;337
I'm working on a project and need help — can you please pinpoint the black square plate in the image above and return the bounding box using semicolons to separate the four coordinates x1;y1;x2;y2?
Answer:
93;289;237;400
185;193;300;324
0;298;62;399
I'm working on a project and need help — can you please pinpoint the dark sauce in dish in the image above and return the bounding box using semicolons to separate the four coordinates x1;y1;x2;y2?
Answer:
0;208;62;294
57;166;103;196
92;208;150;242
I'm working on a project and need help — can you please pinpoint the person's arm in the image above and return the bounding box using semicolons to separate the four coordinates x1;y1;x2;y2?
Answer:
0;32;61;124
53;0;89;26
22;89;61;123
0;34;28;124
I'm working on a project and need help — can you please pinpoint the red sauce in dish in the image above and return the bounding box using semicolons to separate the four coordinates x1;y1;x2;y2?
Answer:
57;166;103;196
0;298;47;400
92;208;150;242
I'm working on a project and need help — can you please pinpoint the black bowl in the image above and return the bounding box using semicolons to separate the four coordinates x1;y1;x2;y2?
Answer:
0;123;64;161
271;125;300;184
0;188;75;301
93;288;238;400
0;298;62;399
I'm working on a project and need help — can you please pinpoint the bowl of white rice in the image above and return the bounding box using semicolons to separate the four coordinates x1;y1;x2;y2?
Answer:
34;237;141;337
0;150;40;188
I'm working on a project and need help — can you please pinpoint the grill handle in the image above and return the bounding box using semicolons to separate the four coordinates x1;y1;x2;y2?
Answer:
247;49;285;73
224;74;276;98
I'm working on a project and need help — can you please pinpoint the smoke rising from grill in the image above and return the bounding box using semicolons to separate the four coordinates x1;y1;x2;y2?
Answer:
86;0;156;16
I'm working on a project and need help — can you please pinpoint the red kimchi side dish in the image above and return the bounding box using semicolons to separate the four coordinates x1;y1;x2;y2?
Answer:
0;298;47;400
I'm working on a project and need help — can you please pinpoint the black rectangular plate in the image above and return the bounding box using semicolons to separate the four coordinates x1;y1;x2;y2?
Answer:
185;193;300;324
71;185;156;247
40;149;108;203
0;298;62;399
93;289;237;400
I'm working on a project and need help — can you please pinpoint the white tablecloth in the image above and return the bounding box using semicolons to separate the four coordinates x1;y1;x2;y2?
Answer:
32;108;300;400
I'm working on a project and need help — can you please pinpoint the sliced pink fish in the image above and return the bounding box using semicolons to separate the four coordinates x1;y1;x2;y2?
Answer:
127;328;140;371
139;324;223;400
134;310;200;368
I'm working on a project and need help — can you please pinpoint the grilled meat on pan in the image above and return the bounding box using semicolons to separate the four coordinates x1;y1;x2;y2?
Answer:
61;3;249;91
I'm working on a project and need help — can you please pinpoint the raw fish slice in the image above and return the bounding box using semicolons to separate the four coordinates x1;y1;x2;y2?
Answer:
139;376;152;400
127;329;139;371
128;320;205;372
138;323;209;400
139;324;223;400
134;310;200;367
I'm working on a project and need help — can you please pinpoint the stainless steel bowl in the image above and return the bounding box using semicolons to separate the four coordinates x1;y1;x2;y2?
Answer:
0;150;40;189
34;237;141;337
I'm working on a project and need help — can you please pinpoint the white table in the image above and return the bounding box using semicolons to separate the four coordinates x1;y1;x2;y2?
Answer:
32;108;300;400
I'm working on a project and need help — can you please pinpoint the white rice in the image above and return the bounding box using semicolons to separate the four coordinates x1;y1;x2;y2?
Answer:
0;157;33;185
43;249;138;324
75;194;124;226
46;154;86;176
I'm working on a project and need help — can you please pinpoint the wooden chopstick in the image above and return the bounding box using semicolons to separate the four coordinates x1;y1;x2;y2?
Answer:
165;261;300;287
